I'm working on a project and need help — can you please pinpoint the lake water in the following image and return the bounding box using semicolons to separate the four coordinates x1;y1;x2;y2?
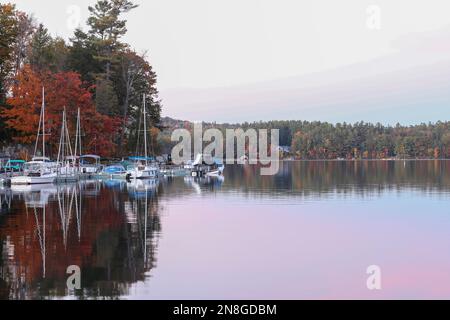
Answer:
1;160;450;300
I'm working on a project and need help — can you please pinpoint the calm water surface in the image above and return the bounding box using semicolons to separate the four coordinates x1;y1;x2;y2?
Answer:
1;160;450;299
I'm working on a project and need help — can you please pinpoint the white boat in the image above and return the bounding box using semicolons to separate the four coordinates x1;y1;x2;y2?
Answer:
126;159;159;179
79;155;102;176
73;109;103;177
189;154;225;177
126;94;159;180
160;166;188;177
11;157;58;185
99;164;128;179
57;162;79;182
11;88;58;185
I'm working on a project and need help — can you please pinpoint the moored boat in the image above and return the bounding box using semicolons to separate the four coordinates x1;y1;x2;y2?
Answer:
160;165;188;177
79;155;102;177
11;157;58;185
126;157;159;180
99;164;128;180
73;108;103;178
1;159;25;174
126;94;160;180
189;154;225;177
11;88;58;185
55;108;79;183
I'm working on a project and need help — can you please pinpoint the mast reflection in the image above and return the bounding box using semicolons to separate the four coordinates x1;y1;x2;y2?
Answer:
0;180;162;299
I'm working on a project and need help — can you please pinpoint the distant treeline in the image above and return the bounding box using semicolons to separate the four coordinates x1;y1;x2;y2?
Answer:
160;118;450;159
238;120;450;159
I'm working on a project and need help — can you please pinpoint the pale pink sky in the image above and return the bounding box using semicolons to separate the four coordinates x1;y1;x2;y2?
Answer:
8;0;450;123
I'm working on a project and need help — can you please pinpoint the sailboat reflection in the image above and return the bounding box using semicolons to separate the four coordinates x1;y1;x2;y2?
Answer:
125;179;161;270
183;176;225;194
11;184;57;208
17;184;81;280
126;178;159;199
0;180;162;299
0;187;12;215
56;184;82;246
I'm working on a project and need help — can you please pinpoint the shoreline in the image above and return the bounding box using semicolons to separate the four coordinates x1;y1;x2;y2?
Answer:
281;158;450;162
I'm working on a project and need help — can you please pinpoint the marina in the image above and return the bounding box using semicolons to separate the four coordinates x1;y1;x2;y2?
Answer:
0;90;224;187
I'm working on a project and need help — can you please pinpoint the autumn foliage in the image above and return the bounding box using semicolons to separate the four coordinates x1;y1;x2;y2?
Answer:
1;65;121;157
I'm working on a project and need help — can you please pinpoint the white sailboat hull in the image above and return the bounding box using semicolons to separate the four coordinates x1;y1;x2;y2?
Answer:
127;167;159;180
11;174;57;185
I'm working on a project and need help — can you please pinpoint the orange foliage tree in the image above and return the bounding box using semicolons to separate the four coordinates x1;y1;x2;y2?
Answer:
1;65;121;157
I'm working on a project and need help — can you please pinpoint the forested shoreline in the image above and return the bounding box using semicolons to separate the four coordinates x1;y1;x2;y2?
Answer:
160;118;450;160
242;120;450;159
0;1;161;158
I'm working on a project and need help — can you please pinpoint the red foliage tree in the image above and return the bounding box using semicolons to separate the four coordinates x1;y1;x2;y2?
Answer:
1;65;120;157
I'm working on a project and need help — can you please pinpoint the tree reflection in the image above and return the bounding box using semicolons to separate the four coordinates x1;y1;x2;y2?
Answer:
0;180;162;299
223;160;450;197
0;160;449;299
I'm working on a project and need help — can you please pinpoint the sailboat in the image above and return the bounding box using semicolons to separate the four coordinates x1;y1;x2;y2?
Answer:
74;108;102;177
11;88;58;185
126;94;159;180
56;107;79;182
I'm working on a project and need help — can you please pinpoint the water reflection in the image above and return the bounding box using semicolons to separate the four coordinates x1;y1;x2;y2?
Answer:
0;160;449;299
223;160;450;197
0;179;162;299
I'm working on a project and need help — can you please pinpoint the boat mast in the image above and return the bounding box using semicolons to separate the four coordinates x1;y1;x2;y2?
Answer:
57;107;74;164
64;108;73;160
143;94;148;166
42;87;45;158
34;87;45;158
74;108;81;157
57;110;63;164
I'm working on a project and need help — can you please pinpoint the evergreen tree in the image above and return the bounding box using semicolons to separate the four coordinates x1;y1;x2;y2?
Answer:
0;3;19;144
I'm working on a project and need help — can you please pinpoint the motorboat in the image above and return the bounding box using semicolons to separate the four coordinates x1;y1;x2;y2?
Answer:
1;159;25;174
11;157;58;185
79;155;102;176
189;154;225;177
100;164;128;179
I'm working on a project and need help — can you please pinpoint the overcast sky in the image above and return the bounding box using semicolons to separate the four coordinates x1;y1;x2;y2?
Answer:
7;0;450;123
